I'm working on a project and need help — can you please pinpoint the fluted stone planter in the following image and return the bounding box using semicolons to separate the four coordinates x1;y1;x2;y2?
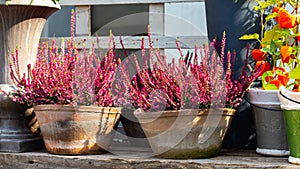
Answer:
0;0;60;152
0;0;60;84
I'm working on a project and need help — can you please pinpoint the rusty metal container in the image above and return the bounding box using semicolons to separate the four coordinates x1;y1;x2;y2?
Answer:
34;105;121;155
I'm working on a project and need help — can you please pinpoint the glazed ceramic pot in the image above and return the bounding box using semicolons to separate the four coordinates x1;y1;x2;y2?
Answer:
278;88;300;164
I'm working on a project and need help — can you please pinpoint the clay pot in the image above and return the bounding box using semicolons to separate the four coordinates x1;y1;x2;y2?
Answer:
34;104;121;155
134;108;235;159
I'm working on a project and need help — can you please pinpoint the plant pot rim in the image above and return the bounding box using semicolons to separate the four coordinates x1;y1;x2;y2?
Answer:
278;89;300;110
0;0;61;9
248;87;281;105
134;108;235;119
248;87;279;93
34;104;122;114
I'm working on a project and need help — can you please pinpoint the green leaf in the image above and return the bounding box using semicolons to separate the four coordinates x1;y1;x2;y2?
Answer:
263;83;279;90
276;28;292;36
262;71;278;90
239;33;260;40
262;26;282;43
266;13;278;21
261;47;273;55
289;67;300;79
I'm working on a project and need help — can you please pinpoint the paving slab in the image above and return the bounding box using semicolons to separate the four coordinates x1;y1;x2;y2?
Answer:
0;148;298;169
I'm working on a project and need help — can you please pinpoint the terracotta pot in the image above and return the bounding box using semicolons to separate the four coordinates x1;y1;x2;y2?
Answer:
34;104;122;155
134;108;235;159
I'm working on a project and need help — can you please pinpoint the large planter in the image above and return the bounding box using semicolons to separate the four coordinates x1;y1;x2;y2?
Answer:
134;108;235;159
34;104;122;155
0;0;60;152
278;89;300;164
0;0;60;84
0;84;44;152
248;88;289;156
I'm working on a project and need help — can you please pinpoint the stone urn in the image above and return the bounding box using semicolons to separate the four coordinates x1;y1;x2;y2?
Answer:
0;0;60;152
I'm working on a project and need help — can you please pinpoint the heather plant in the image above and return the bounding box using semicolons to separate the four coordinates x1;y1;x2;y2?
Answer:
113;30;259;111
3;11;118;107
113;31;198;111
186;33;259;108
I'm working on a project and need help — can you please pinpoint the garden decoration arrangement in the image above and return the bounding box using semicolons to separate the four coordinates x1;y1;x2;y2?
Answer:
0;0;60;152
113;30;259;159
2;11;122;155
240;0;300;164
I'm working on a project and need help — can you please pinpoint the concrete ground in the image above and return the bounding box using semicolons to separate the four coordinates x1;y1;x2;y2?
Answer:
0;126;297;168
0;144;297;169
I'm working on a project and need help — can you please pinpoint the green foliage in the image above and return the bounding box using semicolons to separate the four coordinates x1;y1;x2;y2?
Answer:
239;33;260;40
239;0;300;91
289;67;300;79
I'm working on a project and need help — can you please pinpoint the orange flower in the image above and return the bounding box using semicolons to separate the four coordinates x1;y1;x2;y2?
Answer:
265;75;273;83
280;45;292;63
251;49;265;61
277;8;297;29
278;73;289;86
293;84;299;92
273;67;285;72
272;7;280;13
270;79;281;88
255;61;271;77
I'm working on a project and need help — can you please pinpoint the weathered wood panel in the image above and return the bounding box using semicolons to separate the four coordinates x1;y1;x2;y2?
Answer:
60;0;204;6
40;35;208;49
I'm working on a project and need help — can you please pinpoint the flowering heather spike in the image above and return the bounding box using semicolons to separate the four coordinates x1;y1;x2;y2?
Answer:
220;31;226;61
120;36;128;58
230;50;236;80
147;25;156;66
4;13;119;107
70;9;75;41
176;39;184;59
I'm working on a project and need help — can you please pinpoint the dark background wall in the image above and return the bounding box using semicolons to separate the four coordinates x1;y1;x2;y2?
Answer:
205;0;260;149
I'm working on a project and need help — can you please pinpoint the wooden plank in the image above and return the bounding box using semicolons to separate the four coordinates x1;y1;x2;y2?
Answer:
149;3;164;35
75;6;91;36
39;36;208;49
60;0;204;6
0;150;296;168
